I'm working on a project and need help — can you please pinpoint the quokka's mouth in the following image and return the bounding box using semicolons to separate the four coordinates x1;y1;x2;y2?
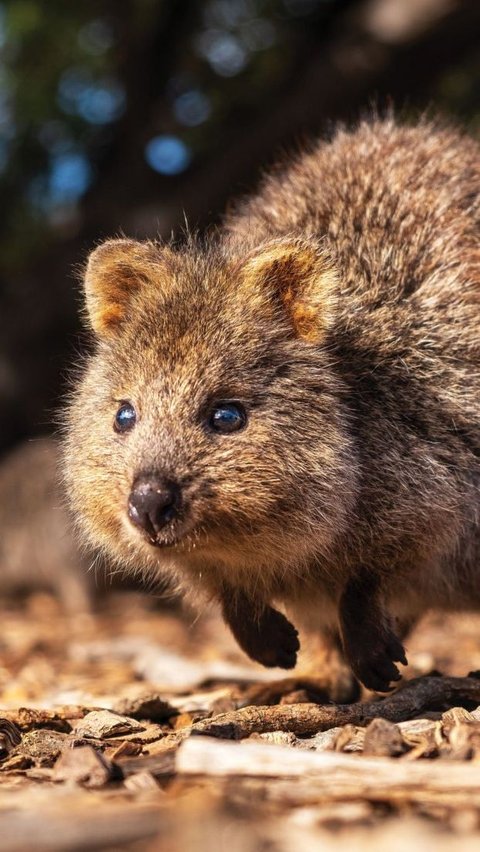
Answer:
141;522;203;551
123;512;182;550
148;535;181;549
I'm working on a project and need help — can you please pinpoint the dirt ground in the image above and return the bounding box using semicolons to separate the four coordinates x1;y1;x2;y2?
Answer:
1;592;480;851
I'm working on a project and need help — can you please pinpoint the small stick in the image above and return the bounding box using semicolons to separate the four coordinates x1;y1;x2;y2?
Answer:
149;674;480;751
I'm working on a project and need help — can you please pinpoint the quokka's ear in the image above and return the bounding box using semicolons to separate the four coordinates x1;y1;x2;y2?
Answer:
83;238;171;337
240;239;337;343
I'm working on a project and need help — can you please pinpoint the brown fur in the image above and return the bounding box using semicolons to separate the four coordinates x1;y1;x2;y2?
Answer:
63;117;480;691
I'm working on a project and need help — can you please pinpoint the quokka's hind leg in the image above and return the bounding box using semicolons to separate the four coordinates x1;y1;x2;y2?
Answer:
308;627;362;703
321;618;418;701
241;627;361;706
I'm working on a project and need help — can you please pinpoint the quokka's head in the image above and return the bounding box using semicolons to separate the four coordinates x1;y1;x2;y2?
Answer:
64;236;358;592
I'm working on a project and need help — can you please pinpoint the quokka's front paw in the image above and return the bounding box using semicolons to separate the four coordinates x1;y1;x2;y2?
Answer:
250;606;300;669
223;598;300;670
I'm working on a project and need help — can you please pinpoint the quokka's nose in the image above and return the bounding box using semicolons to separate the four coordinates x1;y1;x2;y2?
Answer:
128;475;180;537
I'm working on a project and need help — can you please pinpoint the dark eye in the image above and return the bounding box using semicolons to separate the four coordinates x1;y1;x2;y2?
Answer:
114;401;136;433
209;402;247;434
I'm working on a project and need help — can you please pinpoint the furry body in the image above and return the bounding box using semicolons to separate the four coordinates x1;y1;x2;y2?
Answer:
64;119;480;690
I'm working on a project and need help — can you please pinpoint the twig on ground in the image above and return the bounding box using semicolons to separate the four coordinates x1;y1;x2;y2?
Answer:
149;674;480;750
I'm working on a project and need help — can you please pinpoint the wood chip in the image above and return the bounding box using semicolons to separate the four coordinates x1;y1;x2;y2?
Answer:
52;745;114;787
397;718;440;757
113;693;177;723
442;720;480;760
363;718;406;757
397;718;438;736
1;708;73;733
16;729;68;767
305;729;342;751
74;710;145;740
115;750;176;780
248;731;298;747
172;712;211;730
442;706;477;729
0;753;33;772
334;725;366;753
124;771;162;793
104;722;166;745
105;740;143;761
0;719;21;757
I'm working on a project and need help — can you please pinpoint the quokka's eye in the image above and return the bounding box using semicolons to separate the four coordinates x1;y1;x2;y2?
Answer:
114;401;137;433
209;402;247;434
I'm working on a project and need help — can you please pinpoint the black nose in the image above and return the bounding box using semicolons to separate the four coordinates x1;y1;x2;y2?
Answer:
128;475;180;539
